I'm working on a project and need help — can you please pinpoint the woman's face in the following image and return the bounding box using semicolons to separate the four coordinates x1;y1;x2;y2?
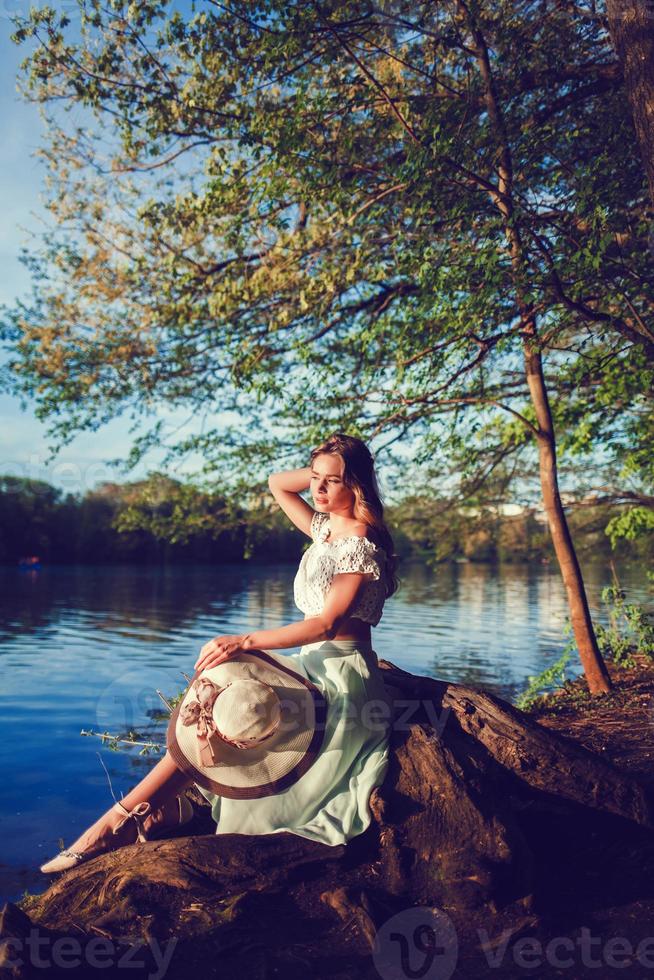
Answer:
310;453;355;513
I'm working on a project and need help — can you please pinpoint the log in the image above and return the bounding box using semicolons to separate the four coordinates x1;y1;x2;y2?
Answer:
4;661;654;979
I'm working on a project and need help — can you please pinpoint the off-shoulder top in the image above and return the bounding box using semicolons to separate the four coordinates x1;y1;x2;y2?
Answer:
293;511;387;627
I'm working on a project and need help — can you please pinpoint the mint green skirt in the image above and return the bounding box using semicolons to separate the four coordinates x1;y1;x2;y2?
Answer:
196;639;392;846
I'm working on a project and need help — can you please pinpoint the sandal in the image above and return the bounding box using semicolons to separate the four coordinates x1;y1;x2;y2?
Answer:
39;795;194;874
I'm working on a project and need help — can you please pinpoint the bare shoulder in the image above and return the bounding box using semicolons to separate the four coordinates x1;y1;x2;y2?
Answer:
329;521;372;542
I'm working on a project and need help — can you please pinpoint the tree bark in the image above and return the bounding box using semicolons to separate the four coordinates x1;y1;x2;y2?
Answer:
605;0;654;209
4;662;651;979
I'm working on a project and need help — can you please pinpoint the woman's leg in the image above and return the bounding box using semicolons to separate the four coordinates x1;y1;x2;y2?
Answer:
58;751;194;856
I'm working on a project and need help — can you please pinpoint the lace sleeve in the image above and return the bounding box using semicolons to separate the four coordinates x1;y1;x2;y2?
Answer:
332;537;382;580
310;511;329;542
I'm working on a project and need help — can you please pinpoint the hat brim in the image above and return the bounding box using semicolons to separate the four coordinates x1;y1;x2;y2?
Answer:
166;649;328;799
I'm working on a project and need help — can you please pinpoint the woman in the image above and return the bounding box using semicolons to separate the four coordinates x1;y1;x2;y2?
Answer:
41;432;398;872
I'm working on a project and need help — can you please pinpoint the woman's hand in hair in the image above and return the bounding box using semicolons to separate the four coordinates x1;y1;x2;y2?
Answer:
194;633;251;672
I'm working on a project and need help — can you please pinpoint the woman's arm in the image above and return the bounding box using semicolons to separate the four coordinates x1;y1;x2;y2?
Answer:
268;466;314;538
194;571;370;671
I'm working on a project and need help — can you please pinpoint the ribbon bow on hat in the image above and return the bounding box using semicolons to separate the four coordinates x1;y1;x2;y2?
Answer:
179;674;282;766
179;676;224;766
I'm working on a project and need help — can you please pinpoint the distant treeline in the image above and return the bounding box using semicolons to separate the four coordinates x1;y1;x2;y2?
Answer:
0;475;651;566
0;476;301;565
390;495;653;565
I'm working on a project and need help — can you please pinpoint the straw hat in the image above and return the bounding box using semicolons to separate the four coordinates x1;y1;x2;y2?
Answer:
166;649;328;799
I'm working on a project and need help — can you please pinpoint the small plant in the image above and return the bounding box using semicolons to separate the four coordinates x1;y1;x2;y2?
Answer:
595;582;654;668
78;680;188;756
515;637;574;712
19;889;40;912
80;729;164;755
516;572;654;710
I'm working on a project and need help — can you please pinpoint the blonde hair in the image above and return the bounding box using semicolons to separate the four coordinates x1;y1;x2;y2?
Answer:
310;432;399;598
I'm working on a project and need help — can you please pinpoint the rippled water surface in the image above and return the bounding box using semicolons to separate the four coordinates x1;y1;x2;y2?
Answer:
0;558;650;901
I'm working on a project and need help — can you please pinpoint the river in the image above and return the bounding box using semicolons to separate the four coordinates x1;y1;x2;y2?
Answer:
0;558;650;902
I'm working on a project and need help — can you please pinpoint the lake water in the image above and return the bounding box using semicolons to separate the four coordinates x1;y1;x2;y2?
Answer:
0;558;651;903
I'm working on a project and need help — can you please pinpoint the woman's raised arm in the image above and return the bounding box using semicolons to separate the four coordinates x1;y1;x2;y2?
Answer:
268;466;315;538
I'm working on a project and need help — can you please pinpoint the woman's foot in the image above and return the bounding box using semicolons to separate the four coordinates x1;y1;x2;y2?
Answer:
40;795;193;874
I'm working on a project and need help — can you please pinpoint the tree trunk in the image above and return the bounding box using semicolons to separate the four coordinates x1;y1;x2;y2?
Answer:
605;0;654;209
4;661;650;979
461;0;612;696
523;334;612;695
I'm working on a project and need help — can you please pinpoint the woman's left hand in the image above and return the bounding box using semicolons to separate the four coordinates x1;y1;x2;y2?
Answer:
194;634;247;672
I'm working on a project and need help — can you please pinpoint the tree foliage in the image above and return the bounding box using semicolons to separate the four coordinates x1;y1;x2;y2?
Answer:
1;0;652;532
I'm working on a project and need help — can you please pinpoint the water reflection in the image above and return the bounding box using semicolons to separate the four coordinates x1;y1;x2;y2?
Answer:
0;558;650;903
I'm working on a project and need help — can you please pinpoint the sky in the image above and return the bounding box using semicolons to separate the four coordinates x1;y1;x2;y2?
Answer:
0;6;209;497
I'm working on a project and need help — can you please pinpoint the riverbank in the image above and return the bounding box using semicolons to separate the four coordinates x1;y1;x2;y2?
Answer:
528;652;654;786
3;472;652;567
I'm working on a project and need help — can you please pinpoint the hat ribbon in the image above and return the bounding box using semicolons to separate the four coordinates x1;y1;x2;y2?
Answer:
180;676;281;766
180;677;225;767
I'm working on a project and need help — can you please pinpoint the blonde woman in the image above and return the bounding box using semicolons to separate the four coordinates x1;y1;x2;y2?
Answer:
41;433;398;872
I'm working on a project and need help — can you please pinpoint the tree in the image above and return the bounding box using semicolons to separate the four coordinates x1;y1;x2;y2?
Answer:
4;1;653;690
0;476;61;560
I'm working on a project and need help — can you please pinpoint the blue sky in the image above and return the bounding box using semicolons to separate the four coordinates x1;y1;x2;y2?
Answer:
0;9;208;496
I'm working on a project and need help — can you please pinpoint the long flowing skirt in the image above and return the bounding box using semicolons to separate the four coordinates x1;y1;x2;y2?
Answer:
195;638;392;846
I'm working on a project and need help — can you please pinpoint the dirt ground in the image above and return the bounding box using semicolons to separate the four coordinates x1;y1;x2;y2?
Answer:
531;654;654;786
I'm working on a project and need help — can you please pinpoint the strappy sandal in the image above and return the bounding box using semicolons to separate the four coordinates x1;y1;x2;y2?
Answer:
39;796;193;874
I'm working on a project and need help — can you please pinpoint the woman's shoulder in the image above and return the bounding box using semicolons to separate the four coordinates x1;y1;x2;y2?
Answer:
309;513;386;556
336;525;385;554
330;533;383;556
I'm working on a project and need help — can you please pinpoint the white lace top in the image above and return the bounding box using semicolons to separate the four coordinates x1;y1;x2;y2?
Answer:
293;511;387;627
